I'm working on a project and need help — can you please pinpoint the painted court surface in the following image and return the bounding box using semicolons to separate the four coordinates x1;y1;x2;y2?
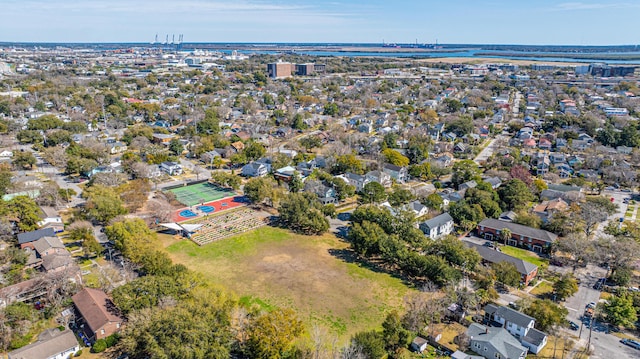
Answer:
172;196;248;222
167;182;235;207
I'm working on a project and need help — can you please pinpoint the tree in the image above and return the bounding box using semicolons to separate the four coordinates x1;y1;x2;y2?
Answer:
553;274;579;301
382;311;410;353
580;196;618;237
68;223;102;258
323;102;339;116
351;331;385;359
604;293;638;328
0;164;12;196
209;171;241;190
523;299;568;332
168;139;184;155
278;193;329;235
499;228;512;246
245;308;304;359
11;151;36;170
452;160;482;188
509;165;533;186
492;261;520;287
381;149;409;167
349;221;387;257
299;136;322;151
243;142;266;162
244;177;276;205
443;98;463;113
360;182;387;204
82;185;127;223
498;179;534;210
423;193;444;210
334;154;364;174
388;187;414;207
288;172;303;193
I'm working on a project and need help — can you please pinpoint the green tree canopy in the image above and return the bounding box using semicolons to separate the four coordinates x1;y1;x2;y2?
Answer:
498;179;535;211
245;308;304;359
83;185;127;223
492;261;520;287
523;299;569;332
360;182;387;204
278;193;329;235
382;149;409;167
553;273;579;301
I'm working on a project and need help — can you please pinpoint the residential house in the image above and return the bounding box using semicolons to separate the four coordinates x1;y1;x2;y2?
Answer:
241;162;268;177
274;166;298;182
465;242;538;285
405;200;428;218
484;304;548;354
37;217;64;233
538;138;552;150
499;211;518;222
366;170;392;188
151;133;176;144
17;228;56;251
342;173;370;192
231;141;245;153
72;287;124;342
458;180;477;193
160;161;182;175
617;145;633;155
8;328;79;359
571;140;591;151
382;163;408;183
466;323;528;359
476;218;558;253
540;184;583;204
532;198;569;223
107;141;127;154
419;213;454;240
485;177;503;189
410;337;429;353
304;180;338;204
555;138;567;150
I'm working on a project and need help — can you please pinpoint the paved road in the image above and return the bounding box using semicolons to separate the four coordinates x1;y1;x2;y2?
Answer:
512;91;522;116
474;134;508;165
563;265;638;358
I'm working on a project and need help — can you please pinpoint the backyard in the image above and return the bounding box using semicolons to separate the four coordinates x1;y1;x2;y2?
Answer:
500;245;548;268
163;226;412;342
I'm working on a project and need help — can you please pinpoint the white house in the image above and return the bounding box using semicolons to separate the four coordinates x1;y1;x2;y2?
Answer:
419;213;454;239
484;304;548;354
160;161;183;176
8;328;79;359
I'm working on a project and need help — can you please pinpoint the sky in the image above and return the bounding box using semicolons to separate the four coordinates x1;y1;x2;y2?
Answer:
1;0;638;45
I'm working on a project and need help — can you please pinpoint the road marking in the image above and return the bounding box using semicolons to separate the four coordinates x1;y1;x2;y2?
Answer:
566;307;578;311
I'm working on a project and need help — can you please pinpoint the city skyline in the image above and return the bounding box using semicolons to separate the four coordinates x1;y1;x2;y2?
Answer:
1;0;639;45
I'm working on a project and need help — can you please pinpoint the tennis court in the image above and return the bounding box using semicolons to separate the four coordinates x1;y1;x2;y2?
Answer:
167;182;235;207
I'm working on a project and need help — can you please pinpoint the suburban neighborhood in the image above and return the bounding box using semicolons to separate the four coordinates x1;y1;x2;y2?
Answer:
0;40;640;359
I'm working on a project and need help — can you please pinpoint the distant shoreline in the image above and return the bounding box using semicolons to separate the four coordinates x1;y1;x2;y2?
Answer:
475;51;640;61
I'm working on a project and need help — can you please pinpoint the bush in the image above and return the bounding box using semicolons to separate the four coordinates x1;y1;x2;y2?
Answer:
75;349;83;357
105;333;119;347
91;339;107;353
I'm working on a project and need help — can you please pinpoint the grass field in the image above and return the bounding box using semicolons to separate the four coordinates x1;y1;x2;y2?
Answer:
167;182;234;207
500;245;548;268
164;226;411;341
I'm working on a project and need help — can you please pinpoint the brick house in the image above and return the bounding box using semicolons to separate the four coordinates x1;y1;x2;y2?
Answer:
72;288;124;342
476;218;558;253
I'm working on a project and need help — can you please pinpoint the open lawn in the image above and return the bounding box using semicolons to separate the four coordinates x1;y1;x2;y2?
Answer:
529;336;574;359
530;280;554;297
500;245;548;268
164;226;412;341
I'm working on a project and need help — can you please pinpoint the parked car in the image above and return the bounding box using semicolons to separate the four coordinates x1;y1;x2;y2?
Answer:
621;338;640;350
568;321;579;330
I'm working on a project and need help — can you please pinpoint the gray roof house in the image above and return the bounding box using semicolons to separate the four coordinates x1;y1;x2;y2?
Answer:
17;228;56;247
419;213;454;240
484;304;548;354
343;172;370;192
382;163;408;183
465;242;538;285
241;162;268;177
8;328;79;359
466;323;527;359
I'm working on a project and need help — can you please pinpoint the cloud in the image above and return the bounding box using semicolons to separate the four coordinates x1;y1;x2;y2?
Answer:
555;2;639;10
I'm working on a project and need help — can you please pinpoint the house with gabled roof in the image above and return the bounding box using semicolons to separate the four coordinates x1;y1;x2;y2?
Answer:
466;323;528;359
72;288;124;343
8;328;79;359
465;242;538;285
484;304;548;354
419;213;454;240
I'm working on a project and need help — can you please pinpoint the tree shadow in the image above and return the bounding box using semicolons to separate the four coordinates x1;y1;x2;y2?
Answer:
327;247;413;287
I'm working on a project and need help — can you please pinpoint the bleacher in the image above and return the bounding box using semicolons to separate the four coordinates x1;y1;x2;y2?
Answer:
190;208;267;246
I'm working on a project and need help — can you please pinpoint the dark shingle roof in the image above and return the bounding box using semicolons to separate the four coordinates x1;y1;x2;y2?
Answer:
8;328;78;359
17;228;56;245
421;213;453;230
523;327;547;346
484;304;535;329
466;323;527;359
478;218;558;243
465;242;537;275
